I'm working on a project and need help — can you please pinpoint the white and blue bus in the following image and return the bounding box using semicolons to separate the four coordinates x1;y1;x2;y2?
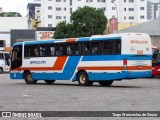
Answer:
10;33;152;86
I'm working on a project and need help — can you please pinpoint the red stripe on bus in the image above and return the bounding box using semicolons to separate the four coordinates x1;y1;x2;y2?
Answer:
77;67;123;70
77;66;152;71
11;56;68;71
66;38;77;42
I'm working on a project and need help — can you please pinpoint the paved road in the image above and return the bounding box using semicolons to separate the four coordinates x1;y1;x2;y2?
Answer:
0;74;160;119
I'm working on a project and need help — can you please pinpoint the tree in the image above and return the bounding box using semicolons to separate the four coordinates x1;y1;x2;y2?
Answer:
0;12;22;17
54;6;107;39
54;21;74;39
71;6;107;37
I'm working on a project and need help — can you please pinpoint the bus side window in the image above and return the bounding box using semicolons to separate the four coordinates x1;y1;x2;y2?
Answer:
103;41;111;54
51;46;55;56
82;42;91;55
71;43;81;55
67;45;72;55
111;40;121;54
92;42;99;54
34;46;40;57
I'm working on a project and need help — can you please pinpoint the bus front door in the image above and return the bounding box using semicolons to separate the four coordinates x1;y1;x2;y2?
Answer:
4;53;11;72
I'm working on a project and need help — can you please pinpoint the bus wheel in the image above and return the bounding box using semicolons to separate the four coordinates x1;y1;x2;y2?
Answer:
77;71;93;86
99;81;113;87
0;67;3;74
24;72;37;84
44;80;55;84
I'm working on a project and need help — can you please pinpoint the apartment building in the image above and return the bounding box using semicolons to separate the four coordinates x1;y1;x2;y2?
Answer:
119;0;147;23
34;0;148;27
147;0;160;20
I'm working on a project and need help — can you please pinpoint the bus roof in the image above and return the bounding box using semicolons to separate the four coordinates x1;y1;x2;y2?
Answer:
13;33;150;46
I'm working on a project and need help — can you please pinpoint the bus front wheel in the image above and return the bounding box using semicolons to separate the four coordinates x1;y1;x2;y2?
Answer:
44;80;55;84
0;67;3;74
77;71;93;86
99;81;113;87
24;72;37;84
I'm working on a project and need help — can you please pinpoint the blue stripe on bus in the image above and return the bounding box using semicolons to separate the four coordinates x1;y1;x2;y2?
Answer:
10;70;152;81
81;55;152;61
32;56;81;80
77;37;91;42
91;37;121;41
87;71;152;81
24;40;54;45
14;42;23;46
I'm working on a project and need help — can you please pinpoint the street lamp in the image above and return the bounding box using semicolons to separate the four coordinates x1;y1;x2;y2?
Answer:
111;0;118;33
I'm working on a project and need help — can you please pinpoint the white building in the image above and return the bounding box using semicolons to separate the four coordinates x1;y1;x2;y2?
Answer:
147;0;160;20
0;17;28;47
39;0;148;27
119;0;147;23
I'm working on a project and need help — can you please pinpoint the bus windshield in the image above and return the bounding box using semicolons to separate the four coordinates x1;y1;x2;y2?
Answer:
11;45;22;69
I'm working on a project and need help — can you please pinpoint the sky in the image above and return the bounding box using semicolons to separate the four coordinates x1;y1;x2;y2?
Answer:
0;0;33;17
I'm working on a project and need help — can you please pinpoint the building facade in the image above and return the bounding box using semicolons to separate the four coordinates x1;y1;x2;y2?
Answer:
27;0;41;29
147;0;160;20
39;0;149;27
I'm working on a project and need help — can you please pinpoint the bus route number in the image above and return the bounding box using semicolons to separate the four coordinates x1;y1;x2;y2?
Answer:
137;50;143;55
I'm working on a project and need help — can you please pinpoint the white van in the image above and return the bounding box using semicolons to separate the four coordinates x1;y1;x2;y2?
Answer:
0;51;10;73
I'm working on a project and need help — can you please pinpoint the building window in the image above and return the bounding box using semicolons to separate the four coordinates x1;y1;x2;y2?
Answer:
37;10;40;13
56;0;61;2
86;0;93;2
48;6;52;10
124;16;126;20
56;7;61;11
78;0;81;1
140;15;145;19
124;0;126;2
48;24;52;27
112;7;116;10
140;0;144;1
129;0;134;2
48;15;52;18
70;8;72;14
97;0;100;2
101;7;106;11
64;16;66;19
64;0;66;2
48;0;52;1
129;8;134;11
129;16;134;20
56;16;61;19
140;7;145;10
124;8;126;11
64;7;66;11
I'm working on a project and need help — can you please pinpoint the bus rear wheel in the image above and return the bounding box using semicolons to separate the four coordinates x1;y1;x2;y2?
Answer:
77;71;93;86
0;67;3;74
99;81;113;87
44;80;55;84
24;72;37;84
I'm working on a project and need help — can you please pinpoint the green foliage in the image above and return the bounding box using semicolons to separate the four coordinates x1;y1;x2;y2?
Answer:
0;12;22;17
54;6;107;39
54;21;74;39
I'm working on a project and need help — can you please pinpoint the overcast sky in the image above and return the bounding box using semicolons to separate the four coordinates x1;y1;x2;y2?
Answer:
0;0;33;17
